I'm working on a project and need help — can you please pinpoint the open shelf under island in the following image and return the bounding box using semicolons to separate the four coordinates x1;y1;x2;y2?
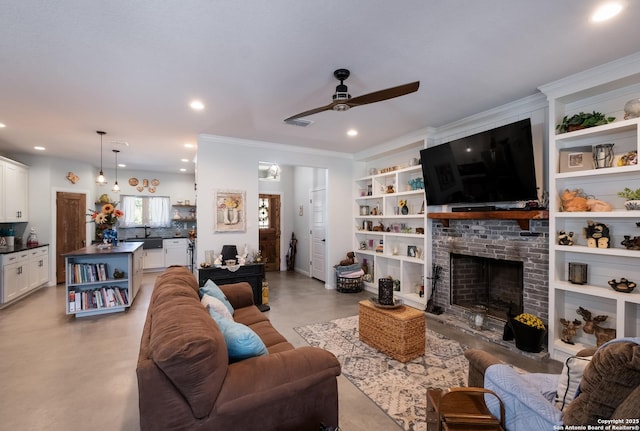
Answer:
63;242;144;317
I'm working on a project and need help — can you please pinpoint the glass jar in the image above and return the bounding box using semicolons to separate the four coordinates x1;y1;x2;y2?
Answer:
27;227;39;246
469;305;488;330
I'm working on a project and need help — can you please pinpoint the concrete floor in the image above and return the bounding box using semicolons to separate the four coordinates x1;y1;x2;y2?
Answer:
0;270;563;431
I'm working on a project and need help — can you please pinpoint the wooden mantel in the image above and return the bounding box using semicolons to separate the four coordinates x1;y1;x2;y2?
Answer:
427;210;549;230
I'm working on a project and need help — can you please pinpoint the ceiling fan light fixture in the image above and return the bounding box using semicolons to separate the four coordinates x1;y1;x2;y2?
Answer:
96;131;107;185
333;103;350;112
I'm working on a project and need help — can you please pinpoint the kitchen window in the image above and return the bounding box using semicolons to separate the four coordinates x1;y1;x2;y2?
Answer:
119;195;171;227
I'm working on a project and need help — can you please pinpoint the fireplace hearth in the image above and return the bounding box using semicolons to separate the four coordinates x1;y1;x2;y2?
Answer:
430;217;549;331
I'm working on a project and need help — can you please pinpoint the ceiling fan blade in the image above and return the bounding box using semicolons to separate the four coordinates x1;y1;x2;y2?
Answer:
284;102;336;122
346;81;420;107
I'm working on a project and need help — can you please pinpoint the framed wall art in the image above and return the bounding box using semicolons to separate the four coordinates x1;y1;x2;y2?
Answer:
214;190;246;232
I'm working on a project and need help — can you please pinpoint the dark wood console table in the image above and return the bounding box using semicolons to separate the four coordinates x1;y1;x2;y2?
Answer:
198;263;269;312
428;210;548;230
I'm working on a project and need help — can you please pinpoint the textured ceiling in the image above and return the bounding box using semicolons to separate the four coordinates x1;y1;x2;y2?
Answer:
0;1;639;174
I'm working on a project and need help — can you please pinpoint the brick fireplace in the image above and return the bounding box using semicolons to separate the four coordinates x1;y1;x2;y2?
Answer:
430;217;549;331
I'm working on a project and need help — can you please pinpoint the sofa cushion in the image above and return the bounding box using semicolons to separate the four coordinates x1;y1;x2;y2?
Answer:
555;355;592;410
200;279;234;315
149;295;228;419
208;308;268;362
201;294;233;320
564;341;640;425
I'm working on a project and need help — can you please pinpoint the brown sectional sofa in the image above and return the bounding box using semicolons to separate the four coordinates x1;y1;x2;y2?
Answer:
136;266;342;430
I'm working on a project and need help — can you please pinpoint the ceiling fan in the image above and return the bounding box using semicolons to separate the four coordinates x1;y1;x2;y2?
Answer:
284;69;419;122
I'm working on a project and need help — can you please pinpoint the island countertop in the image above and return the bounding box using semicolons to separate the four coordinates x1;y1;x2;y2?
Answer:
63;242;143;256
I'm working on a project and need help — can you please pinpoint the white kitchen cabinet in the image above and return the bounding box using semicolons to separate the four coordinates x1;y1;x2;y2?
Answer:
143;249;164;270
540;55;640;361
28;246;49;289
164;238;188;267
2;157;29;222
1;250;29;303
1;245;48;305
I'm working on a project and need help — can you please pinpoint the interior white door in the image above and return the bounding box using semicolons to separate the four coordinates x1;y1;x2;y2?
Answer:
310;188;327;282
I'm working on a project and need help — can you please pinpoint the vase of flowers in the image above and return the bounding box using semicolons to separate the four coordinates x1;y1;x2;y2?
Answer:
509;313;546;353
88;202;124;245
398;199;409;215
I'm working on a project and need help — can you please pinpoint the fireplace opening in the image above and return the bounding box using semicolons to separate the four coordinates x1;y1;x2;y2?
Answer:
450;253;523;321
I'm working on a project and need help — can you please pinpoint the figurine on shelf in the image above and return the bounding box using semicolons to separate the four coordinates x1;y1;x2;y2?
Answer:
561;189;588;212
576;306;617;347
558;230;574;246
608;278;637;293
559;318;581;344
621;235;640;250
386;185;395;194
213;254;223;266
585;220;610;248
585;198;612;212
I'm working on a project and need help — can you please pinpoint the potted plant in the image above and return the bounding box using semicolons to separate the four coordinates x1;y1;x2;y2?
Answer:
509;312;546;352
556;111;615;133
618;187;640;210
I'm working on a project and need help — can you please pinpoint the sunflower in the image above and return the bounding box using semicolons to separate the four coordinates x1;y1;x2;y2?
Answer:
514;313;545;330
102;203;115;214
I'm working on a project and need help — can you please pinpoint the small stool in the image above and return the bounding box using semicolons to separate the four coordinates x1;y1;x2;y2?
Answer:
426;388;505;431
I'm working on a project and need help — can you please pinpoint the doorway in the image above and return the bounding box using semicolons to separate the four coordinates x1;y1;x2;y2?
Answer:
310;188;327;282
258;194;281;272
56;192;87;284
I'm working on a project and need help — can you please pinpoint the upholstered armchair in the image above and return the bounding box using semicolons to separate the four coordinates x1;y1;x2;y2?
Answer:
464;338;640;431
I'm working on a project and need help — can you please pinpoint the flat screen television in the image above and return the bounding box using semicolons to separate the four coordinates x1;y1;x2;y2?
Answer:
420;118;538;206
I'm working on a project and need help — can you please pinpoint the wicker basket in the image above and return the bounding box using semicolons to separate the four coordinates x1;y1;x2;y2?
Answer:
336;275;363;293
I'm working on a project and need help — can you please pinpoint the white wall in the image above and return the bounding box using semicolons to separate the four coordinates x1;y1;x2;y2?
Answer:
196;135;352;288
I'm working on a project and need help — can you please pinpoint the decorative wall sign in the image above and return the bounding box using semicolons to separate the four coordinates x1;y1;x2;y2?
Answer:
214;190;246;232
66;171;79;184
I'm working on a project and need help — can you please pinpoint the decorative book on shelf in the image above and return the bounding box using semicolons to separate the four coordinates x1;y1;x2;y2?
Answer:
68;286;129;312
69;262;111;284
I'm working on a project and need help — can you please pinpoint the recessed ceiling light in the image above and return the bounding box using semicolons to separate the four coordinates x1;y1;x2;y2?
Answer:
189;100;205;111
0;123;6;128
34;146;45;151
179;168;187;172
118;163;126;168
184;143;195;149
347;129;358;137
592;2;623;22
181;158;189;163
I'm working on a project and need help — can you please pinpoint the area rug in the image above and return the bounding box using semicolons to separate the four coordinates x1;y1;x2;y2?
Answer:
294;315;469;431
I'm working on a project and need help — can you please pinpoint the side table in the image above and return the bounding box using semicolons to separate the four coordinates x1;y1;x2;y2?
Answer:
358;299;425;362
426;388;505;431
198;263;269;311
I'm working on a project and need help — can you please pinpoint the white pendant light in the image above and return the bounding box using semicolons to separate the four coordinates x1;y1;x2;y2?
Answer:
112;149;120;193
96;131;107;185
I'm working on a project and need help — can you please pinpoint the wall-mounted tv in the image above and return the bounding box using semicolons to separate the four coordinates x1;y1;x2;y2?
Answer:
420;118;538;206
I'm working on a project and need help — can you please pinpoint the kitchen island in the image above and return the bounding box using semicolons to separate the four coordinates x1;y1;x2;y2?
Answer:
63;242;143;317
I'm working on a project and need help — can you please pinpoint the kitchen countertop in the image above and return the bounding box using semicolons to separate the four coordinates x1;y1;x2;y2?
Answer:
0;243;49;255
63;242;143;256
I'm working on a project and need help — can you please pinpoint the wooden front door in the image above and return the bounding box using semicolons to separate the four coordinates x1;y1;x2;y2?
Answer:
258;194;280;272
56;192;86;284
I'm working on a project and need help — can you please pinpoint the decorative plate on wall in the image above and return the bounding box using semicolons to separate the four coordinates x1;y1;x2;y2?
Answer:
148;187;156;193
151;179;160;186
136;186;144;192
129;177;139;186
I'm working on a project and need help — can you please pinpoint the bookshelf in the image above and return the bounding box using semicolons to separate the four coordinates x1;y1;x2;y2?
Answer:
64;242;143;317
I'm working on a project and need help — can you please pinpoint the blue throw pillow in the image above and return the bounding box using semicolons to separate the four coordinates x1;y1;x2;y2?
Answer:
208;308;268;362
199;279;234;316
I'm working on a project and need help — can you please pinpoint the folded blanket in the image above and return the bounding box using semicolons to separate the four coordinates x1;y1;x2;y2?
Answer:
334;263;362;275
337;269;364;278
